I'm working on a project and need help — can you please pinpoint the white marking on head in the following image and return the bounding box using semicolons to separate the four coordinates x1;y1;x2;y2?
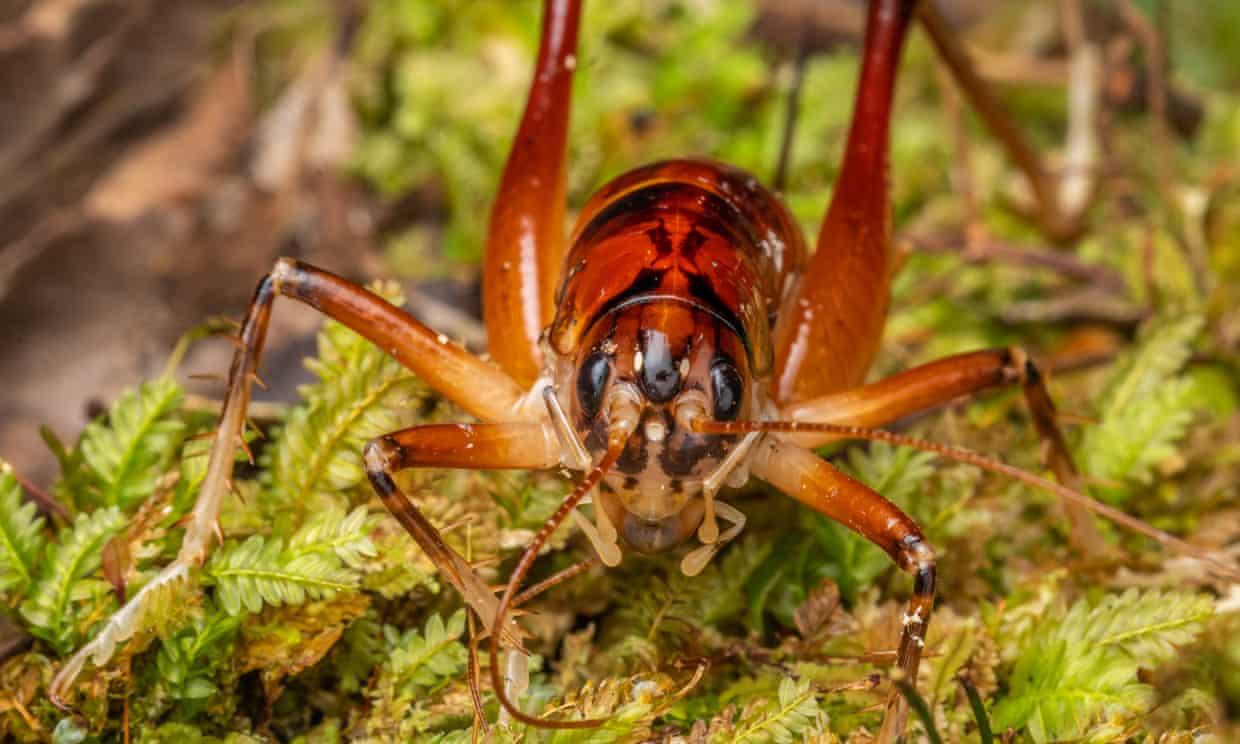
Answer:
678;357;690;378
634;349;644;372
644;418;667;443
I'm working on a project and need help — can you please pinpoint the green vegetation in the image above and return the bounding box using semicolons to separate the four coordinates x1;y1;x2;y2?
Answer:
3;1;1240;741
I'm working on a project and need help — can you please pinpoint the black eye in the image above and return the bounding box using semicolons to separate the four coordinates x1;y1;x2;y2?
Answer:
577;352;610;419
710;359;743;421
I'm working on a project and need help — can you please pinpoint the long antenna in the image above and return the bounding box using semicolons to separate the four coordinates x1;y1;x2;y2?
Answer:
488;435;628;728
692;419;1240;582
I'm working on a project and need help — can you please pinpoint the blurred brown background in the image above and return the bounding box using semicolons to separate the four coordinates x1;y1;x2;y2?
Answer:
0;0;1211;488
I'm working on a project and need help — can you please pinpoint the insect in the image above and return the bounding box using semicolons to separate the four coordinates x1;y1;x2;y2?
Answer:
49;0;1233;740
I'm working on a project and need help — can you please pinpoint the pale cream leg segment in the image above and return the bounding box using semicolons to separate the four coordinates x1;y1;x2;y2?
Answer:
542;386;590;469
571;498;622;566
543;387;622;565
681;501;747;576
697;431;762;544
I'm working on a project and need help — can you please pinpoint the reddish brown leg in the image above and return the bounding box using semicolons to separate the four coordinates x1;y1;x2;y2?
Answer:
772;0;916;404
749;436;934;742
483;0;582;386
772;0;1097;406
781;348;1103;548
52;258;539;705
363;422;560;628
364;420;570;721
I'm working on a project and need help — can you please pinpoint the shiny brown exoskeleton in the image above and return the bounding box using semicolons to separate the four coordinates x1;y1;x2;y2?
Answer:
53;1;1153;740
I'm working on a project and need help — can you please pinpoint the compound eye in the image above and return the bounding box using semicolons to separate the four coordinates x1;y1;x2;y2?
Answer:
710;359;743;421
577;351;611;419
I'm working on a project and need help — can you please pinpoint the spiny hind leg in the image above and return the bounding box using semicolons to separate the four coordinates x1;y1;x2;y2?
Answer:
52;258;536;706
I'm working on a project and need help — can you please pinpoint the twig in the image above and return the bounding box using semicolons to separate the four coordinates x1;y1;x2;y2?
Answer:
772;19;810;193
1058;0;1101;220
917;0;1080;241
1113;0;1210;297
1113;0;1170;187
904;231;1127;292
5;462;70;521
0;5;147;182
998;286;1148;326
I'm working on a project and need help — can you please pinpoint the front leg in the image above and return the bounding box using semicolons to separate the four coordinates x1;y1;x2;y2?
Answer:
51;258;536;706
750;436;935;744
363;422;561;628
364;421;566;721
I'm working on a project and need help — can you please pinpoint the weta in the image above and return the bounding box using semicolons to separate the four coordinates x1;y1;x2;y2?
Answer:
49;0;1233;739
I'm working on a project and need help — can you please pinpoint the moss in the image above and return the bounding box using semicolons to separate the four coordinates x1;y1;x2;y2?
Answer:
4;1;1240;741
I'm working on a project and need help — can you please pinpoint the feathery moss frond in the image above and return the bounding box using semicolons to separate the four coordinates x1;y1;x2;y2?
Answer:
991;589;1214;742
1097;315;1203;418
1050;588;1215;668
1081;314;1205;502
151;612;243;705
607;534;771;664
19;507;126;654
288;505;378;569
543;674;670;743
993;638;1147;744
725;677;826;744
73;377;187;512
0;463;47;598
206;534;360;617
379;609;468;697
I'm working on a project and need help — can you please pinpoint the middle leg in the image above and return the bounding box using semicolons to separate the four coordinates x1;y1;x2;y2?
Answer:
780;347;1102;548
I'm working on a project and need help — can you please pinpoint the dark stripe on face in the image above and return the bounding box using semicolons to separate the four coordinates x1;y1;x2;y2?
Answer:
615;432;648;475
658;431;724;477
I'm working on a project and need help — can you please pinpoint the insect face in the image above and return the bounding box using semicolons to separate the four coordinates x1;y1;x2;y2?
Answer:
564;301;751;551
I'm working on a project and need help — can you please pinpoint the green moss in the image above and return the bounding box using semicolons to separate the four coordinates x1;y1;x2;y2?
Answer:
4;1;1240;741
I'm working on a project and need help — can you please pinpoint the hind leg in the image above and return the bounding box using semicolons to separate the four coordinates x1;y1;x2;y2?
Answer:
750;436;935;743
772;0;917;404
483;0;582;386
51;259;544;706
